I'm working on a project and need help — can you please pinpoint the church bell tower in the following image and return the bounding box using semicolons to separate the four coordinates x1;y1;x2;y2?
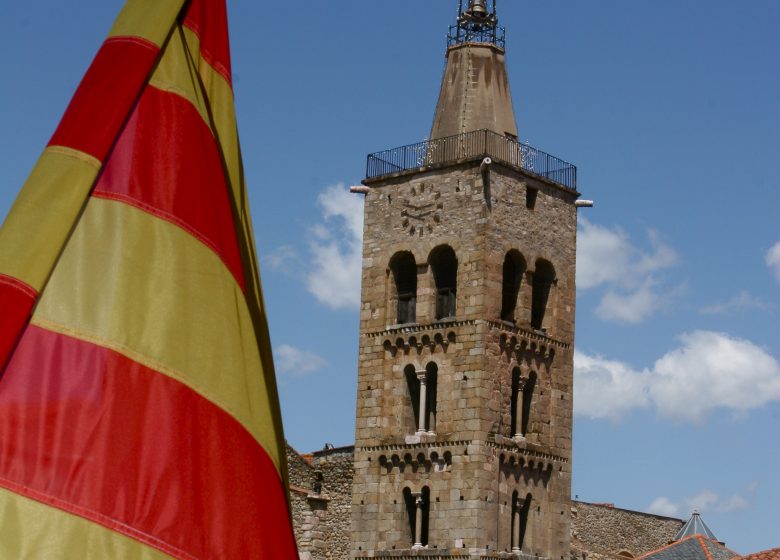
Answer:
350;2;581;557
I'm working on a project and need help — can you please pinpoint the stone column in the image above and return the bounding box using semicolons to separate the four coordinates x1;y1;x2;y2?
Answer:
413;493;424;548
416;370;428;434
512;496;521;553
514;378;527;440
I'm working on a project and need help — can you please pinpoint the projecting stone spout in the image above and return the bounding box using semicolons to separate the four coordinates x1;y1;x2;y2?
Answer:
429;42;518;140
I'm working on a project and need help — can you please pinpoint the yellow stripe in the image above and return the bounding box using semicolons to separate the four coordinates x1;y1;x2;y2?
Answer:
0;487;174;560
148;25;211;128
0;147;99;292
108;0;186;48
32;198;282;471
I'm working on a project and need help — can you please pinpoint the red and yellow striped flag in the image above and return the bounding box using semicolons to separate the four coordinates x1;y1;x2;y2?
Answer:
0;1;298;557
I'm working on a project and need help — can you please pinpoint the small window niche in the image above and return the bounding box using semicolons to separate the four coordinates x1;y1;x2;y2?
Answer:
526;187;538;210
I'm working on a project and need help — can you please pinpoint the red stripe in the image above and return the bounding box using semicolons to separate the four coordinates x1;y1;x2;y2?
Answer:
49;37;160;162
0;275;37;371
0;326;297;559
182;0;232;83
92;86;246;291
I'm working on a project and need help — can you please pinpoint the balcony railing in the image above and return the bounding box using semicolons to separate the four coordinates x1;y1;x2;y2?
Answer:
366;129;577;190
447;24;506;50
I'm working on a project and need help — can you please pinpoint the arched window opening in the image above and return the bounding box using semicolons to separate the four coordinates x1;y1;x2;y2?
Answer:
404;487;430;548
429;246;458;320
510;367;522;438
501;251;526;323
519;493;532;552
403;487;416;544
405;365;421;433
391;252;417;324
521;371;537;438
406;363;438;435
531;260;555;331
425;363;438;434
420;486;431;547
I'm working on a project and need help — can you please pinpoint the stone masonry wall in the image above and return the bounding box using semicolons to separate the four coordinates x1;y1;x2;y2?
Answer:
311;447;355;560
570;502;683;560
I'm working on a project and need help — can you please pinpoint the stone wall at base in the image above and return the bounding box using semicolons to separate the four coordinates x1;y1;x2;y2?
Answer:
570;502;683;560
287;444;355;560
287;445;683;560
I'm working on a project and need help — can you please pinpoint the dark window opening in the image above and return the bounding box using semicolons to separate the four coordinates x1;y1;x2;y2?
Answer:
526;187;538;210
430;246;457;320
531;260;555;331
510;367;522;437
519;493;532;551
403;487;431;547
405;365;421;432
420;486;431;546
501;251;526;323
521;371;537;437
425;362;438;433
403;487;416;543
391;252;417;324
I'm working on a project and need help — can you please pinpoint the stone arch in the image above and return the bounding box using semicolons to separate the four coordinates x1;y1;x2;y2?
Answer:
429;245;458;320
501;250;527;323
522;371;538;438
531;259;556;332
389;251;417;324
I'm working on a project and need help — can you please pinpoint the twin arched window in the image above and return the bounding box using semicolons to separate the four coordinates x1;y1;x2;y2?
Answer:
511;491;532;552
510;368;537;439
501;251;556;333
390;246;457;324
405;363;438;434
403;486;430;547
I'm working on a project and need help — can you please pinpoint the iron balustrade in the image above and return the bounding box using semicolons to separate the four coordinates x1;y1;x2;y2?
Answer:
447;24;506;49
365;129;577;190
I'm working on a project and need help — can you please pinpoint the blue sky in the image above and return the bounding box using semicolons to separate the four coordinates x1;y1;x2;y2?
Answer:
1;0;779;554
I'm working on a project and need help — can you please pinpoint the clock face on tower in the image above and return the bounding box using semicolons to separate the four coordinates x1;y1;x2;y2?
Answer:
400;183;443;236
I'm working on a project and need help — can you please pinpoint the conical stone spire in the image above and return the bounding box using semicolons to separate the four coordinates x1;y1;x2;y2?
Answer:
430;0;518;140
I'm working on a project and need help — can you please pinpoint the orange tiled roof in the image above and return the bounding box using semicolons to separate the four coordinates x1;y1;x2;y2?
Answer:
743;548;780;560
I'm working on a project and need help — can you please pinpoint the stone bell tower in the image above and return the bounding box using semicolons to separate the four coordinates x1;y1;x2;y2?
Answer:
350;1;581;558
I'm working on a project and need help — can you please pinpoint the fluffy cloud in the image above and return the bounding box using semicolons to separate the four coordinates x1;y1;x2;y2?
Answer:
700;290;773;315
572;352;650;420
767;241;780;282
275;345;328;376
263;245;302;275
575;331;780;422
577;219;679;324
305;184;364;310
648;487;753;518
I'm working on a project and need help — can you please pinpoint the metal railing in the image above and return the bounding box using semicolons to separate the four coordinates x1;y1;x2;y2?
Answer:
447;24;506;49
366;129;577;190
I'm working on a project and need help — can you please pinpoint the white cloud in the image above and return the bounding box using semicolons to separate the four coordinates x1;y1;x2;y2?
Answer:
275;344;328;376
767;241;780;282
596;280;669;324
648;497;680;517
575;331;780;422
573;351;649;420
700;290;773;315
648;488;752;518
650;331;780;422
577;219;679;324
262;245;302;275
306;184;365;310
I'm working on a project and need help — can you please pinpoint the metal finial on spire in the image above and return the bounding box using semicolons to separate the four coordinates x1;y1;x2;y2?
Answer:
449;0;504;50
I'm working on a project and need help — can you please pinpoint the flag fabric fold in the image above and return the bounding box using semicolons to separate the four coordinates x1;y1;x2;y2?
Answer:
0;1;297;558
